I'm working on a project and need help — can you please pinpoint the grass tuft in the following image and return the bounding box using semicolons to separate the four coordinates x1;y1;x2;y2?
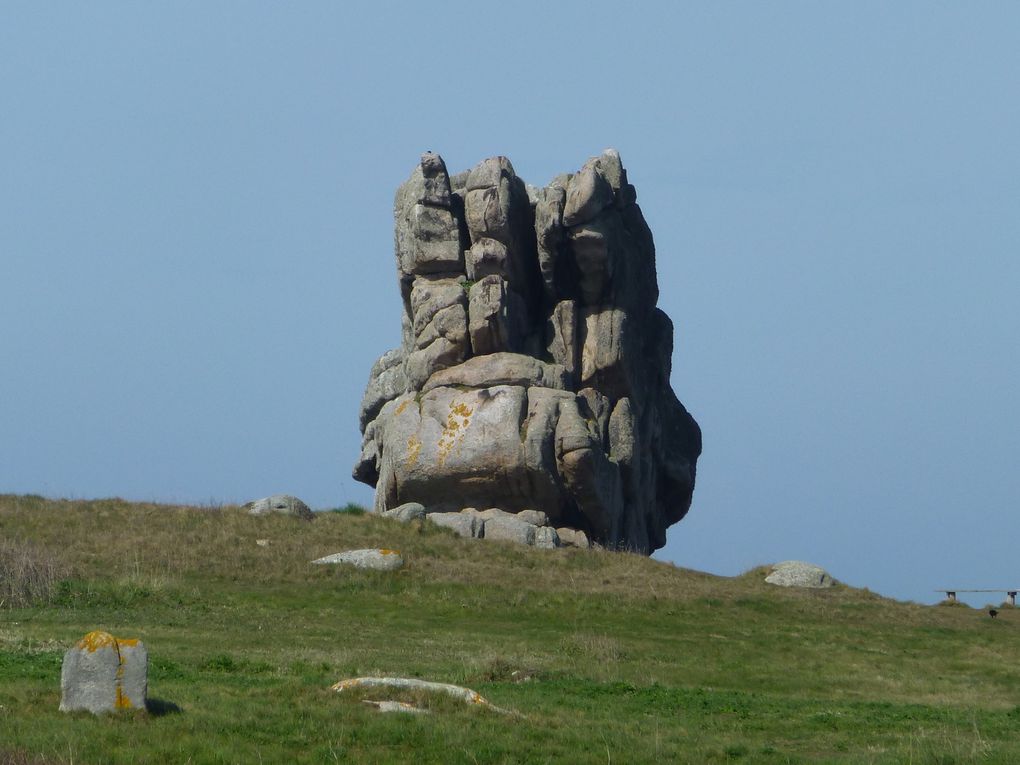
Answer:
0;539;70;608
326;502;367;516
0;749;59;765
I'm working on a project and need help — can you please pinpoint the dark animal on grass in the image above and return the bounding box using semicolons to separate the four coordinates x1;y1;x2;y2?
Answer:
989;609;999;619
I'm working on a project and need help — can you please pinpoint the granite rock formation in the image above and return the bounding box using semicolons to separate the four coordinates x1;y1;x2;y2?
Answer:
354;150;701;554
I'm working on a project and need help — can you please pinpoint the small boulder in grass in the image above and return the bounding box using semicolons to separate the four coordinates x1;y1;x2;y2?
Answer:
764;561;835;588
60;631;147;714
311;549;404;571
556;527;590;549
533;526;560;549
427;511;481;538
480;511;537;546
516;509;549;527
381;502;426;523
245;494;314;521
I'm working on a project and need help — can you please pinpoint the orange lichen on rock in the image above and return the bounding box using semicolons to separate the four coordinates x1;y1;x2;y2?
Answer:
76;631;139;653
80;631;140;709
114;664;133;710
437;401;474;466
406;435;422;467
77;631;117;652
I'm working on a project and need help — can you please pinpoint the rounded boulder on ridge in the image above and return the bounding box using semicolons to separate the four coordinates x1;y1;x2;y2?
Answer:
764;561;835;588
245;494;314;521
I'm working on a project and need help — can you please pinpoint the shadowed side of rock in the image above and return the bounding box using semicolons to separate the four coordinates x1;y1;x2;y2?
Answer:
354;150;701;554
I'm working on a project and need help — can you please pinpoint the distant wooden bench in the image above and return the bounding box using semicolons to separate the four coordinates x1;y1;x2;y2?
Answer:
937;589;1017;606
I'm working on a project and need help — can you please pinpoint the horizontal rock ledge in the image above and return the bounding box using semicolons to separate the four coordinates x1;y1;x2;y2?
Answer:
422;353;569;393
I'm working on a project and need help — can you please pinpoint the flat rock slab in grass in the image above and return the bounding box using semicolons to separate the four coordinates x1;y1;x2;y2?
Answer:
311;549;404;571
60;631;147;714
765;561;834;588
362;700;430;714
334;676;513;715
245;494;314;521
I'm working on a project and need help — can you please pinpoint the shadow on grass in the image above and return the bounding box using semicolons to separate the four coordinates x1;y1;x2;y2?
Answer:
146;697;183;716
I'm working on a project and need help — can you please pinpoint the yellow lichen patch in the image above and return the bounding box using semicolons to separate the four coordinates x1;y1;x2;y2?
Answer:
379;549;401;556
406;435;422;467
117;638;139;648
437;401;474;467
332;679;363;691
77;631;117;652
395;399;411;416
114;684;133;709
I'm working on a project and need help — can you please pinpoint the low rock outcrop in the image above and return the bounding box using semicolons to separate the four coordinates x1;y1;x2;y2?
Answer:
354;150;702;554
415;506;578;549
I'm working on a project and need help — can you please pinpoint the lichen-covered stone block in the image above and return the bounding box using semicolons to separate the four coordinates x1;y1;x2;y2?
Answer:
60;631;147;714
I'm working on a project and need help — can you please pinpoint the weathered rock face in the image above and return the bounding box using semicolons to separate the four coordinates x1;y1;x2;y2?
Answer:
354;150;702;554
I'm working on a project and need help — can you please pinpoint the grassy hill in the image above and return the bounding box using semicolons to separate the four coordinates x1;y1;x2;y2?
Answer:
1;495;1018;764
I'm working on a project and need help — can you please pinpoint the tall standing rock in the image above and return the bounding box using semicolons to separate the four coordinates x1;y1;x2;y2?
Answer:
354;150;701;554
59;631;148;714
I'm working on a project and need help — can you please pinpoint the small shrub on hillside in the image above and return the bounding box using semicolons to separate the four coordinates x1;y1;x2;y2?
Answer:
0;539;69;608
936;599;967;607
328;503;367;516
50;575;186;609
471;656;542;684
200;653;273;674
560;633;625;663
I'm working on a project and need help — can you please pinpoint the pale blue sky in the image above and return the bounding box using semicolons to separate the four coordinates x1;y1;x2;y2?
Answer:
2;3;1017;606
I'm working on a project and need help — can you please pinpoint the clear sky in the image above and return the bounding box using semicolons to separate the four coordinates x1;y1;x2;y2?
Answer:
2;3;1017;606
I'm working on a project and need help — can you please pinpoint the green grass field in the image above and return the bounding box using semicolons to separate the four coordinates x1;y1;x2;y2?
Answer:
1;495;1018;764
